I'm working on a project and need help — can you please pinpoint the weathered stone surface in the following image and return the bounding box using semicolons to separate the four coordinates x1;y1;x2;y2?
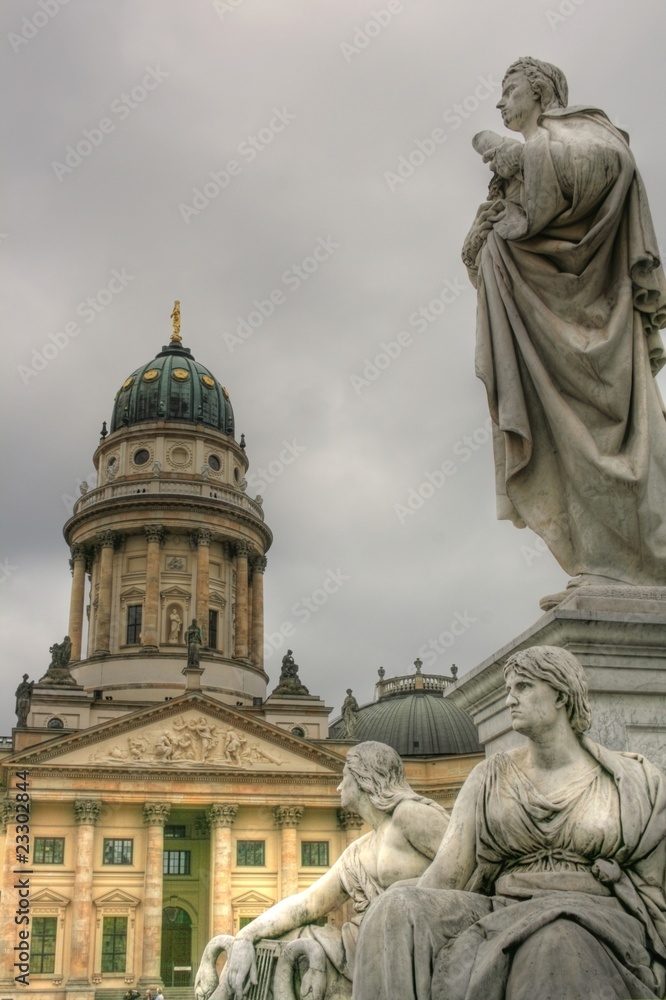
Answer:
464;57;666;590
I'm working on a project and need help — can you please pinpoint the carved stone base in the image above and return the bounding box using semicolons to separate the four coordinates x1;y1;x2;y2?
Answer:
445;586;666;769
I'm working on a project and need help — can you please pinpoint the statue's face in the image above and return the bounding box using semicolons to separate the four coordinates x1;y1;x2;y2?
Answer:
497;72;540;133
337;763;363;813
504;669;563;734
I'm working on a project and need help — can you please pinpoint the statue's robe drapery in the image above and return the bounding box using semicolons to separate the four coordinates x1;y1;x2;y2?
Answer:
351;742;666;1000
473;107;666;584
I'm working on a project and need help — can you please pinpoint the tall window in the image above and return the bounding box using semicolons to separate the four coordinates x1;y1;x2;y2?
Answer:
237;840;265;866
208;609;218;650
126;605;142;644
31;917;57;974
103;839;133;865
301;841;329;867
101;916;127;973
34;837;65;864
163;850;191;875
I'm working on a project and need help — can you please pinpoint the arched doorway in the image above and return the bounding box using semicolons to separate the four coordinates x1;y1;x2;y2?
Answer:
161;906;192;987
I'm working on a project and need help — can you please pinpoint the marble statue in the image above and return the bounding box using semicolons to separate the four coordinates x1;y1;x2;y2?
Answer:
352;645;666;1000
14;674;33;728
185;618;203;666
341;688;360;739
463;58;666;602
194;741;449;1000
169;608;183;643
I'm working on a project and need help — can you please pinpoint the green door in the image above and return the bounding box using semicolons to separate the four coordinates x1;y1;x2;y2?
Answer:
161;907;192;987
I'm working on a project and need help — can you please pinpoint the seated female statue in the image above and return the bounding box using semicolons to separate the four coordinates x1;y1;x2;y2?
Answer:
194;740;449;1000
352;646;666;1000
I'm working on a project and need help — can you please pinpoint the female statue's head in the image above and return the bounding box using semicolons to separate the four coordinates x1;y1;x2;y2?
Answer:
503;57;568;112
344;740;419;813
503;646;592;734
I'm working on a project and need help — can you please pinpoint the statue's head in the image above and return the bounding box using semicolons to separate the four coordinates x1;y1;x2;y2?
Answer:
344;741;413;812
503;57;568;111
503;645;592;734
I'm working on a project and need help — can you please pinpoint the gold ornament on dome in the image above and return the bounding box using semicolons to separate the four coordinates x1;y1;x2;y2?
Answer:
143;369;159;382
173;368;189;381
170;300;182;344
122;376;135;389
221;385;230;399
201;374;215;389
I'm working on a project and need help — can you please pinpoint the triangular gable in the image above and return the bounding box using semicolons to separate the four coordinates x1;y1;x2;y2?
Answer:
95;889;141;907
32;888;70;906
232;890;275;907
6;693;346;775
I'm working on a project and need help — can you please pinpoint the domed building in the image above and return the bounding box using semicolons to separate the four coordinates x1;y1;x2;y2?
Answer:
0;306;482;999
329;660;481;756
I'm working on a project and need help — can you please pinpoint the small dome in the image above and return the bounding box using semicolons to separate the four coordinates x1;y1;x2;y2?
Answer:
110;341;234;435
329;671;481;756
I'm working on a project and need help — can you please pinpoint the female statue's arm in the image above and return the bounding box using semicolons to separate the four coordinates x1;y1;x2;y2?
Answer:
417;761;486;889
223;857;354;998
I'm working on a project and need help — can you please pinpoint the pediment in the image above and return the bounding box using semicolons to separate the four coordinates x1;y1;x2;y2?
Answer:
232;890;275;907
120;586;145;599
6;694;345;776
95;889;141;907
32;888;70;906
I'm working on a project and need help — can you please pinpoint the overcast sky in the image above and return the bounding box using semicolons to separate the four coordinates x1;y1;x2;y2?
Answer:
2;0;665;738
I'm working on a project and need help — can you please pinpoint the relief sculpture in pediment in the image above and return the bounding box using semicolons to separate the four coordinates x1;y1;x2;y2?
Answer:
88;715;284;768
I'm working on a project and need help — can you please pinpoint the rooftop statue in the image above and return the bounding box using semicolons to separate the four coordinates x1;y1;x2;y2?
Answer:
352;645;666;1000
462;58;666;605
194;741;449;1000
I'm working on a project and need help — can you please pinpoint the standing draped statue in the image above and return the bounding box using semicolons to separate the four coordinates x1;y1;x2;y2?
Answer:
462;58;666;604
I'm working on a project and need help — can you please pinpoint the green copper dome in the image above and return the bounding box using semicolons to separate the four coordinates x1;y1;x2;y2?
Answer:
330;689;481;756
110;341;235;435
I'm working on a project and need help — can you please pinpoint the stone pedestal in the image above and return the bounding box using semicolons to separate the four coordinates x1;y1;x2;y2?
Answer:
445;586;666;767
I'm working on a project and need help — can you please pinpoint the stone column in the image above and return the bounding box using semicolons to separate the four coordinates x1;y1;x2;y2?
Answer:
143;527;164;649
274;806;303;899
195;529;212;646
68;544;88;661
68;800;103;986
234;542;250;659
94;532;115;654
139;803;170;988
208;804;238;936
338;809;365;927
0;799;18;989
250;557;267;669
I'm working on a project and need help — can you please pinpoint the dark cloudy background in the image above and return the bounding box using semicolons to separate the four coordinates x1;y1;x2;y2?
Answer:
2;0;665;737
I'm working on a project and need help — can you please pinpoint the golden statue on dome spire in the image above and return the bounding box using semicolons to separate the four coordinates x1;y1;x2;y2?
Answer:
170;300;182;344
